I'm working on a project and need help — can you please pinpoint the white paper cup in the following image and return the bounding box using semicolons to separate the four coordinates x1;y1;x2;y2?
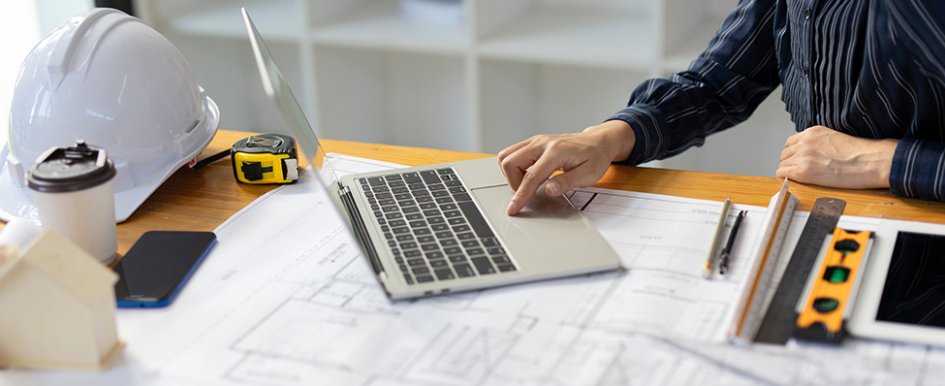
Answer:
27;142;117;264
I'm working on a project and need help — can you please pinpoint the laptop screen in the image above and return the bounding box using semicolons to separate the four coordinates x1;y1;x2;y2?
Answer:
243;8;386;274
242;8;341;188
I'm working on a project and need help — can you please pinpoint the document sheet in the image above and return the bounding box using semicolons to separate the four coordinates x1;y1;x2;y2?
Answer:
5;154;945;386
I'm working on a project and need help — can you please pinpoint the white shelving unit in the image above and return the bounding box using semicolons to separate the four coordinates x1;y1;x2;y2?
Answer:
134;0;793;176
312;1;469;54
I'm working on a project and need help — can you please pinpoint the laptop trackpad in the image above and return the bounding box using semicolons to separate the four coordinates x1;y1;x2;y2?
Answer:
470;185;602;270
472;184;578;219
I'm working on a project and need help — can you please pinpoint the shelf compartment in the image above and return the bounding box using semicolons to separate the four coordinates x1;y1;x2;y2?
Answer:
165;32;310;134
478;59;648;153
477;5;656;71
312;45;472;150
160;0;306;42
311;0;469;55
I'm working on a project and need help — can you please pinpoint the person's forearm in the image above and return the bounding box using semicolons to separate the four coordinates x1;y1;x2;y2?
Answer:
867;139;897;188
582;120;636;163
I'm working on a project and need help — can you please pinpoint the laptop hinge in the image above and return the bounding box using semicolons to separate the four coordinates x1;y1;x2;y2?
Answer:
339;186;385;275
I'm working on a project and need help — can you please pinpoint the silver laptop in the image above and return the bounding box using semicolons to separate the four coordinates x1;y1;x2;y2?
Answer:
242;9;621;299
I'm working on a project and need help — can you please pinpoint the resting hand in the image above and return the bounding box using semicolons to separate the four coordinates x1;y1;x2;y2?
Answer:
498;120;635;215
776;125;898;189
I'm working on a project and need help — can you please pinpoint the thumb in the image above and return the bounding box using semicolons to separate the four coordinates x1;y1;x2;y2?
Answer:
544;163;598;196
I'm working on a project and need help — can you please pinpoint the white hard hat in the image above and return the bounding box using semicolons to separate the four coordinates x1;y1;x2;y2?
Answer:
0;8;219;223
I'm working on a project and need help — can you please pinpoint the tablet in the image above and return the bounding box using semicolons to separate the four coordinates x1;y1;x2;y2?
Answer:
849;220;945;346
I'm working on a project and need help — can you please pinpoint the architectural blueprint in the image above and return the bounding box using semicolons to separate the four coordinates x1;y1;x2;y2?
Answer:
4;155;945;386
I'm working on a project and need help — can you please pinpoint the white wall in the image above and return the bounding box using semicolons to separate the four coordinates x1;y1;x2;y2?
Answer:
34;0;94;35
0;2;42;151
1;0;95;151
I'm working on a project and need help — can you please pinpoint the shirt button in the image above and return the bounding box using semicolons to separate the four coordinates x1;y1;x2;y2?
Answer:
805;9;812;20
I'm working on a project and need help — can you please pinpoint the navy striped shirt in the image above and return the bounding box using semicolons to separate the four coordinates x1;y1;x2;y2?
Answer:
609;0;945;201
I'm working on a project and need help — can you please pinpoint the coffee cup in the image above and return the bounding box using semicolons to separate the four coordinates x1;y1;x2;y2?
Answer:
27;141;117;264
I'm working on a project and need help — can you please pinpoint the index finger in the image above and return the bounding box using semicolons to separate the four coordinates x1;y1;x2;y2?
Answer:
500;144;545;191
507;155;559;215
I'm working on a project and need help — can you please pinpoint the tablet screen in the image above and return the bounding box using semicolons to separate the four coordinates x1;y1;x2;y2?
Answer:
876;231;945;327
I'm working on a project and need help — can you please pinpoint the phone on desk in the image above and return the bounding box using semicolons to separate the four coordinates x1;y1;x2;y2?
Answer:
113;231;216;308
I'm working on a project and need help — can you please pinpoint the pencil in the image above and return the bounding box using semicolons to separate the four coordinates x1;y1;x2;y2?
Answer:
703;198;732;279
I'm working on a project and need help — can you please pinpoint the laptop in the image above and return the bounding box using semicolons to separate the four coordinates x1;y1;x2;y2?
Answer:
242;9;621;299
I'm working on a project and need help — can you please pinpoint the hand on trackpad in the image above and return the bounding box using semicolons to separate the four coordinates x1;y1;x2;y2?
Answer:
517;185;575;217
499;182;574;218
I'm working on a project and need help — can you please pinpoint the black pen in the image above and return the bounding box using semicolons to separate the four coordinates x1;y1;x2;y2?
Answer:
719;210;747;275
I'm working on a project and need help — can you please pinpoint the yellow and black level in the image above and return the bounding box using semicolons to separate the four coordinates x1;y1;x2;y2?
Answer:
231;134;299;184
794;228;873;344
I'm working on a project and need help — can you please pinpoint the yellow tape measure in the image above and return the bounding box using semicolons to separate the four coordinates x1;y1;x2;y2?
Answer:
794;228;873;344
192;134;299;184
231;134;299;184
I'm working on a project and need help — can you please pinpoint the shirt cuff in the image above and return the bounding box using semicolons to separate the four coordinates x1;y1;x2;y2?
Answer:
606;104;666;165
889;138;945;201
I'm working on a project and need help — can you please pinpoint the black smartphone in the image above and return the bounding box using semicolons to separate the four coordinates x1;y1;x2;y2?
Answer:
113;231;216;308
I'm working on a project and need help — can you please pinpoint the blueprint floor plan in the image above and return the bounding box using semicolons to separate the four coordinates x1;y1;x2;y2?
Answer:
5;155;945;386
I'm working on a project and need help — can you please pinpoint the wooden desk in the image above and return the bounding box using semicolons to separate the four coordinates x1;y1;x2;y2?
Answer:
4;130;945;254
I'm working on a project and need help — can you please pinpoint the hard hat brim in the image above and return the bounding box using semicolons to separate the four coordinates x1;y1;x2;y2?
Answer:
0;96;220;224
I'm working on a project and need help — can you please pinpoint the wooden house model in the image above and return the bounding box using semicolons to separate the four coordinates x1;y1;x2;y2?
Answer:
0;230;121;370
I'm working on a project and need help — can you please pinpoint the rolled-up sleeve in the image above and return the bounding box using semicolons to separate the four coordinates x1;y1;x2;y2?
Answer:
608;0;780;165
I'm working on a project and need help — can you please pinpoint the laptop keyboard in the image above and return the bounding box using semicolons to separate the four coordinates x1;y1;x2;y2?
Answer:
359;168;516;285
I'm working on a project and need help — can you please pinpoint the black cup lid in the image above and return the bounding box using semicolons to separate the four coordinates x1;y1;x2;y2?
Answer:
27;141;116;193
